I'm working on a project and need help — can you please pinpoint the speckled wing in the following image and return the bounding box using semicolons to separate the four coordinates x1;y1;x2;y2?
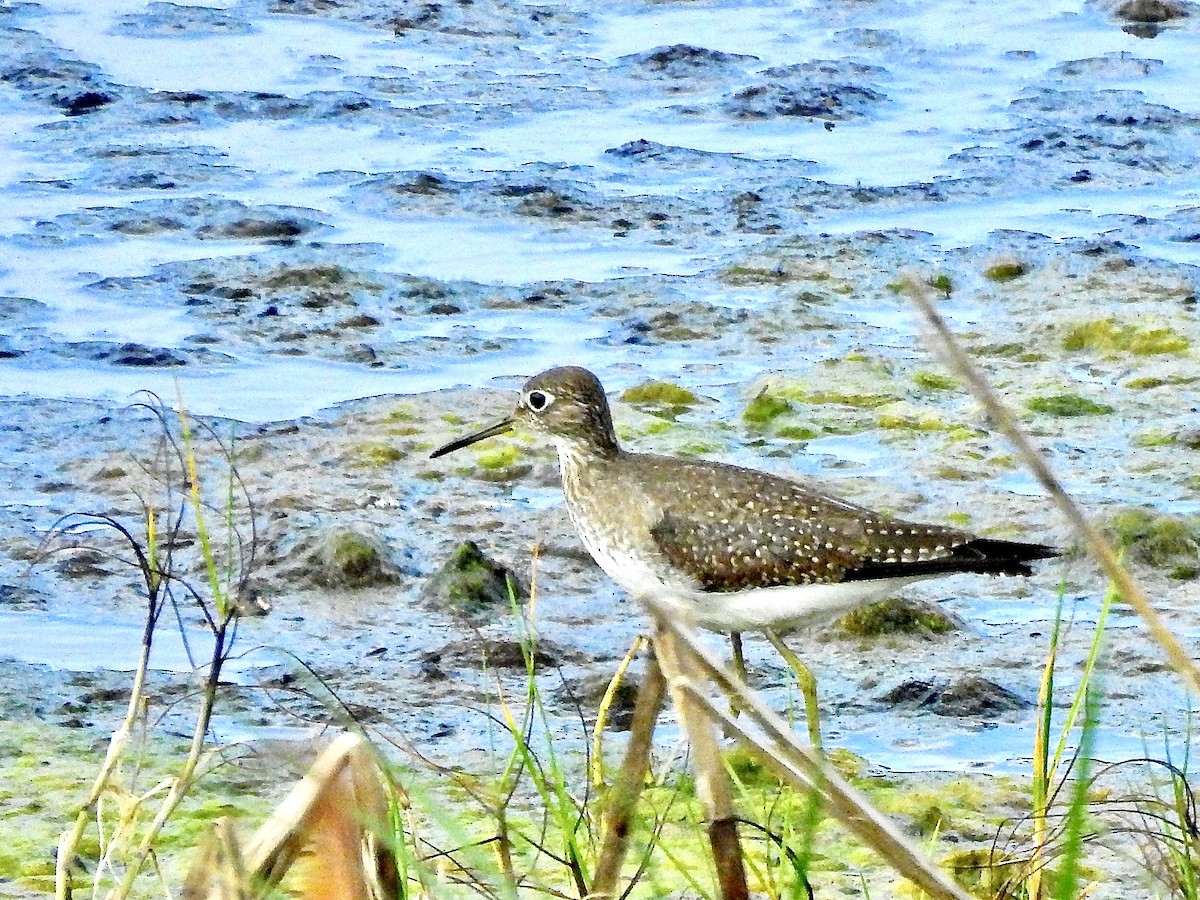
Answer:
639;456;977;593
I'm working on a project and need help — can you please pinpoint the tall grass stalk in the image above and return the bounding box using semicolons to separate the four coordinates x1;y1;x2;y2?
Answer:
1054;686;1102;900
591;634;648;790
53;513;160;900
110;400;242;898
49;395;253;900
1159;726;1200;900
1029;581;1115;898
488;576;594;898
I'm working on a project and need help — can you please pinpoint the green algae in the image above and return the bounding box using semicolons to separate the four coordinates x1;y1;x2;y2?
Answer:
935;464;985;482
743;392;793;426
620;380;699;408
983;261;1028;282
753;355;900;417
387;423;423;436
1025;394;1114;417
882;778;993;840
877;401;956;432
724;746;785;789
1106;507;1200;578
675;441;721;456
641;419;675;436
1063;318;1190;356
929;273;954;295
348;439;404;466
385;404;419;422
476;444;522;469
1130;428;1176;448
0;707;1129;899
978;341;1046;362
889;273;953;296
776;424;820;441
0;721;274;891
808;355;897;408
620;381;700;420
720;264;795;284
808;388;895;409
836;597;958;637
945;426;983;442
913;371;959;391
1125;374;1200;390
1126;376;1170;390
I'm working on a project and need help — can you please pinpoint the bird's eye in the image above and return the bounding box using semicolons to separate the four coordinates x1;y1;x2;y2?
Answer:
525;389;553;412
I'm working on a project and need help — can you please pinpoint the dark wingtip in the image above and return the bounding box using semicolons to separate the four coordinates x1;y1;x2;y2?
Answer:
966;538;1061;563
845;537;1061;582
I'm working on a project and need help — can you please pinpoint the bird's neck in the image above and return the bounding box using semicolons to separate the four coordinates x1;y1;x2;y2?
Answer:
553;434;621;473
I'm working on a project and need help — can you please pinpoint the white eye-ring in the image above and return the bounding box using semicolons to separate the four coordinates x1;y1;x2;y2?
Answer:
525;389;554;412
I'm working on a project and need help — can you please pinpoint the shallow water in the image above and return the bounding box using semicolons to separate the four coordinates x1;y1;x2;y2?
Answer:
2;0;1197;415
2;0;1199;772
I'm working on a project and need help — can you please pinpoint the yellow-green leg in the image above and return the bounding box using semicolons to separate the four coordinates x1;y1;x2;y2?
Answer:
764;630;823;751
729;631;747;681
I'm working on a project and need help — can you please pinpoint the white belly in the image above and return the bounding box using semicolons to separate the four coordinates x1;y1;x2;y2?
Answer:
577;521;926;634
679;576;929;633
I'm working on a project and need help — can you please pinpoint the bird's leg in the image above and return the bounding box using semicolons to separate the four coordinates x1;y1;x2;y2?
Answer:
721;631;750;730
764;630;823;751
729;631;747;681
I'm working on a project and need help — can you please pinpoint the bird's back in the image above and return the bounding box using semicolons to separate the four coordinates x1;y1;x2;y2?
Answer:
561;449;1054;601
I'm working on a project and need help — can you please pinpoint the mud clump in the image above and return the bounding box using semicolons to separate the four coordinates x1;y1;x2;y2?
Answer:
624;44;756;81
880;676;1031;716
84;342;188;367
419;540;527;618
419;636;575;676
307;528;403;588
0;583;48;610
1113;0;1190;23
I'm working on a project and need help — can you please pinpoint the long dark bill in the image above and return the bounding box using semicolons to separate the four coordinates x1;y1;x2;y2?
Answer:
429;417;515;458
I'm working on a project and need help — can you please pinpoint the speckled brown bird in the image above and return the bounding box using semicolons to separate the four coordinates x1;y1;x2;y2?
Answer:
431;365;1058;635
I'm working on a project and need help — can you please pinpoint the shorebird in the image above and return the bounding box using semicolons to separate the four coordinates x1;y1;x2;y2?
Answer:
431;366;1058;744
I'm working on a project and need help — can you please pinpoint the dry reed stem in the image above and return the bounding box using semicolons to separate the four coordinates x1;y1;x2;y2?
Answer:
652;624;750;900
181;818;251;900
244;733;386;887
592;650;667;899
654;610;973;900
183;732;396;900
901;275;1200;698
